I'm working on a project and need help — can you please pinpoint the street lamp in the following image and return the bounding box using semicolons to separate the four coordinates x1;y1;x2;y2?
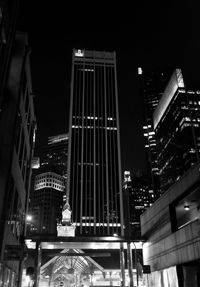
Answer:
26;215;33;222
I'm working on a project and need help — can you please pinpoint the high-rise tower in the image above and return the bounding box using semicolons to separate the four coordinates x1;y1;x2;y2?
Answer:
67;49;124;236
138;67;172;199
153;68;200;192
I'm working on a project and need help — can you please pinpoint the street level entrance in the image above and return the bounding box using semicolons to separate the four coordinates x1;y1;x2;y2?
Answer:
23;236;144;287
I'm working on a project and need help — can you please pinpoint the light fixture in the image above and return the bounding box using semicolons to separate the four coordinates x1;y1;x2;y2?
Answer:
26;215;33;222
184;204;190;211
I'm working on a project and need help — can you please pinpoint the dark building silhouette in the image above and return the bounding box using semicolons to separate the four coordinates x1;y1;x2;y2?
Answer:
138;67;172;199
153;68;200;191
67;49;124;236
0;30;36;286
0;0;19;109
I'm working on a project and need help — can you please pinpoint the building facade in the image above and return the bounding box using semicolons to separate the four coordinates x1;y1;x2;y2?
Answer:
138;67;172;199
29;134;68;236
0;31;36;286
67;49;124;236
141;161;200;287
153;69;200;192
123;171;153;239
29;169;65;235
40;133;68;178
0;0;19;110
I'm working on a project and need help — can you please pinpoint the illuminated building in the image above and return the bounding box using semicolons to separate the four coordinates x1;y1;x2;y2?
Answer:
29;134;68;235
29;167;65;235
138;67;172;199
123;171;153;239
0;30;36;286
67;49;124;236
41;133;68;177
153;68;200;191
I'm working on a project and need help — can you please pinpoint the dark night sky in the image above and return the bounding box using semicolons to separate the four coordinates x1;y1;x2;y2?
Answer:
18;1;200;173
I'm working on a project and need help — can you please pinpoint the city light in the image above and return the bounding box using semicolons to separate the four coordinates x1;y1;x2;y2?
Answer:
138;67;143;75
26;215;33;222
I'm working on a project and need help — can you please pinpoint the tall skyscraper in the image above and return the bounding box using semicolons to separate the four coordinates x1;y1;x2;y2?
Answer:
138;67;172;199
67;49;124;236
153;68;200;191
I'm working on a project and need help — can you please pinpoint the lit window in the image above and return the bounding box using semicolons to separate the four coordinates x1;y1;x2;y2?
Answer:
80;68;94;72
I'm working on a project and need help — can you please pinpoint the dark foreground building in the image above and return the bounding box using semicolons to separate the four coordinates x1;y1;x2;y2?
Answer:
0;31;36;286
67;49;124;236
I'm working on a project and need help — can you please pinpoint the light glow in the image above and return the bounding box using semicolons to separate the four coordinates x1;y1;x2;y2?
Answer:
48;134;68;144
26;215;33;221
138;67;143;75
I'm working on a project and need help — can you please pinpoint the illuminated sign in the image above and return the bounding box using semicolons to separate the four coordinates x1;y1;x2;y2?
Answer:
74;49;84;57
57;225;76;237
153;69;185;129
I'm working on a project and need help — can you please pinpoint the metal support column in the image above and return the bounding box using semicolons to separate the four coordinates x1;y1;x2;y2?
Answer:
120;243;125;287
34;242;41;287
132;243;138;287
127;242;134;287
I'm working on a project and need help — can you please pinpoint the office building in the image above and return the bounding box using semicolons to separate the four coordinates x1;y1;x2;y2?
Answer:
67;49;124;236
29;166;65;235
153;68;200;192
123;171;153;239
0;31;36;286
40;133;68;177
40;133;68;202
29;134;68;235
138;67;172;199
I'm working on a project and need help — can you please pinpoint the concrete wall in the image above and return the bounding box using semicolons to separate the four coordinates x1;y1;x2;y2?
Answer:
140;162;200;272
